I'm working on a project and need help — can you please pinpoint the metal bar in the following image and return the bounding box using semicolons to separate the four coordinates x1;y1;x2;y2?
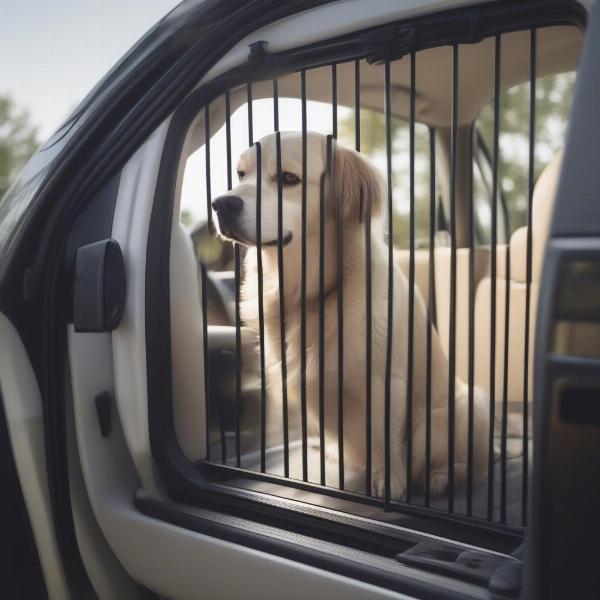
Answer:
273;79;279;132
202;104;212;461
500;244;511;523
319;168;327;486
255;143;267;473
275;129;289;478
383;58;393;510
425;127;436;508
272;79;289;477
225;89;242;468
406;50;416;505
467;125;476;516
522;28;536;527
332;63;338;139
355;60;361;153
448;43;459;513
488;34;502;521
300;70;309;482
332;68;345;491
357;60;372;497
205;105;213;232
247;83;253;146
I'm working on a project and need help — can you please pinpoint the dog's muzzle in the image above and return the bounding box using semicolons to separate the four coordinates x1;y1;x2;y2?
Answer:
212;194;293;247
212;195;243;222
212;195;246;242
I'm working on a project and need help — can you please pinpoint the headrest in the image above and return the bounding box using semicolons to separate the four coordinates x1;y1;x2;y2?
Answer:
509;150;563;283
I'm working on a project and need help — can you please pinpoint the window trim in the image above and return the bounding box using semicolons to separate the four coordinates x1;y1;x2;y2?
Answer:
145;0;585;585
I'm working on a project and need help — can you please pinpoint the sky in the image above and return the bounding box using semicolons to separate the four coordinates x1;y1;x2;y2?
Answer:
1;0;180;141
0;1;347;221
2;3;571;231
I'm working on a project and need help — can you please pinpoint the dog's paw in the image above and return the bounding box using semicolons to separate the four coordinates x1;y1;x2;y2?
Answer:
371;472;406;501
429;470;449;498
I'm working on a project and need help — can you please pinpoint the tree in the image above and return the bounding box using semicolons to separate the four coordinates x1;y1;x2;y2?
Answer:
467;72;574;233
339;109;434;247
338;72;575;245
0;95;39;199
180;208;195;228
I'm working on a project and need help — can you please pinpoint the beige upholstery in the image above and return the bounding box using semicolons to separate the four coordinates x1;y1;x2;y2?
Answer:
473;151;563;404
434;247;490;380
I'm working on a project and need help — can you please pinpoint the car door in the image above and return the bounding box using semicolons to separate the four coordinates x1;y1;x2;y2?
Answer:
0;1;597;600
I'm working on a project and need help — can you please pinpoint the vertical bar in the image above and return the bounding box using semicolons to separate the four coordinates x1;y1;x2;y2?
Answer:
425;127;436;507
273;79;280;132
202;104;212;461
332;67;345;491
448;43;459;513
275;136;289;479
300;70;309;482
406;50;416;505
332;63;338;139
488;34;502;522
211;100;227;464
247;83;254;146
247;89;266;473
356;60;373;498
500;244;511;522
319;168;327;486
273;80;289;478
255;143;267;473
467;126;476;516
383;58;393;510
522;28;536;527
226;90;242;468
355;60;361;153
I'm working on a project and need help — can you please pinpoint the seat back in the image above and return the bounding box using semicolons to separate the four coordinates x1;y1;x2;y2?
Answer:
473;151;562;405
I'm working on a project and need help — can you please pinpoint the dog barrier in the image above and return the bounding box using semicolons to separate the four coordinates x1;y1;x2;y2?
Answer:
182;11;580;538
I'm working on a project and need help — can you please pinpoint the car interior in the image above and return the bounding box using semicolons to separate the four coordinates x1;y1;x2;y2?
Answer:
4;1;598;599
168;24;581;527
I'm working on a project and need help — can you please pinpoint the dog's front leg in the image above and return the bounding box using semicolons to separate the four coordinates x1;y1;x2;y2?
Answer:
370;376;407;501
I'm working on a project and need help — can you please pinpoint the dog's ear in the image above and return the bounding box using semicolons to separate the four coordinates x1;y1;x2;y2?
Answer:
328;141;384;224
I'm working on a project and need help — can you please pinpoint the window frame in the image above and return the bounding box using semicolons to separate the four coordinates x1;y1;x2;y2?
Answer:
144;1;586;587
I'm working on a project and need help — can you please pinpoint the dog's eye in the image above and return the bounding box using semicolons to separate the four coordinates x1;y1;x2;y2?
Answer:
237;170;245;180
281;171;300;186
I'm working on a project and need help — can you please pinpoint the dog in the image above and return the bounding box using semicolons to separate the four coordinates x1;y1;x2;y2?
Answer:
211;131;491;500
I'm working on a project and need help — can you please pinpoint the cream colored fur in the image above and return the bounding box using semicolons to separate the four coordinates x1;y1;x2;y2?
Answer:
213;131;491;500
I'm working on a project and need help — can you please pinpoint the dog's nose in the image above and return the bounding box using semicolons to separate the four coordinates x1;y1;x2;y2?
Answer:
212;195;243;214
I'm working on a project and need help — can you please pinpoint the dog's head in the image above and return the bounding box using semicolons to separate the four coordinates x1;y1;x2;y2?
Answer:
211;131;384;249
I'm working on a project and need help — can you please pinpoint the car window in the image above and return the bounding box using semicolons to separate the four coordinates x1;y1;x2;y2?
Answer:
473;71;576;243
180;100;434;263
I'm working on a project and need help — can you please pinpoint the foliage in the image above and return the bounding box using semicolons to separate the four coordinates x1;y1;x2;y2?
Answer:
476;72;575;233
338;72;575;246
0;95;39;199
180;208;194;228
339;110;433;247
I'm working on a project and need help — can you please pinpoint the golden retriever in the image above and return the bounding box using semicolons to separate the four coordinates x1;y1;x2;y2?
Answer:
211;131;490;500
